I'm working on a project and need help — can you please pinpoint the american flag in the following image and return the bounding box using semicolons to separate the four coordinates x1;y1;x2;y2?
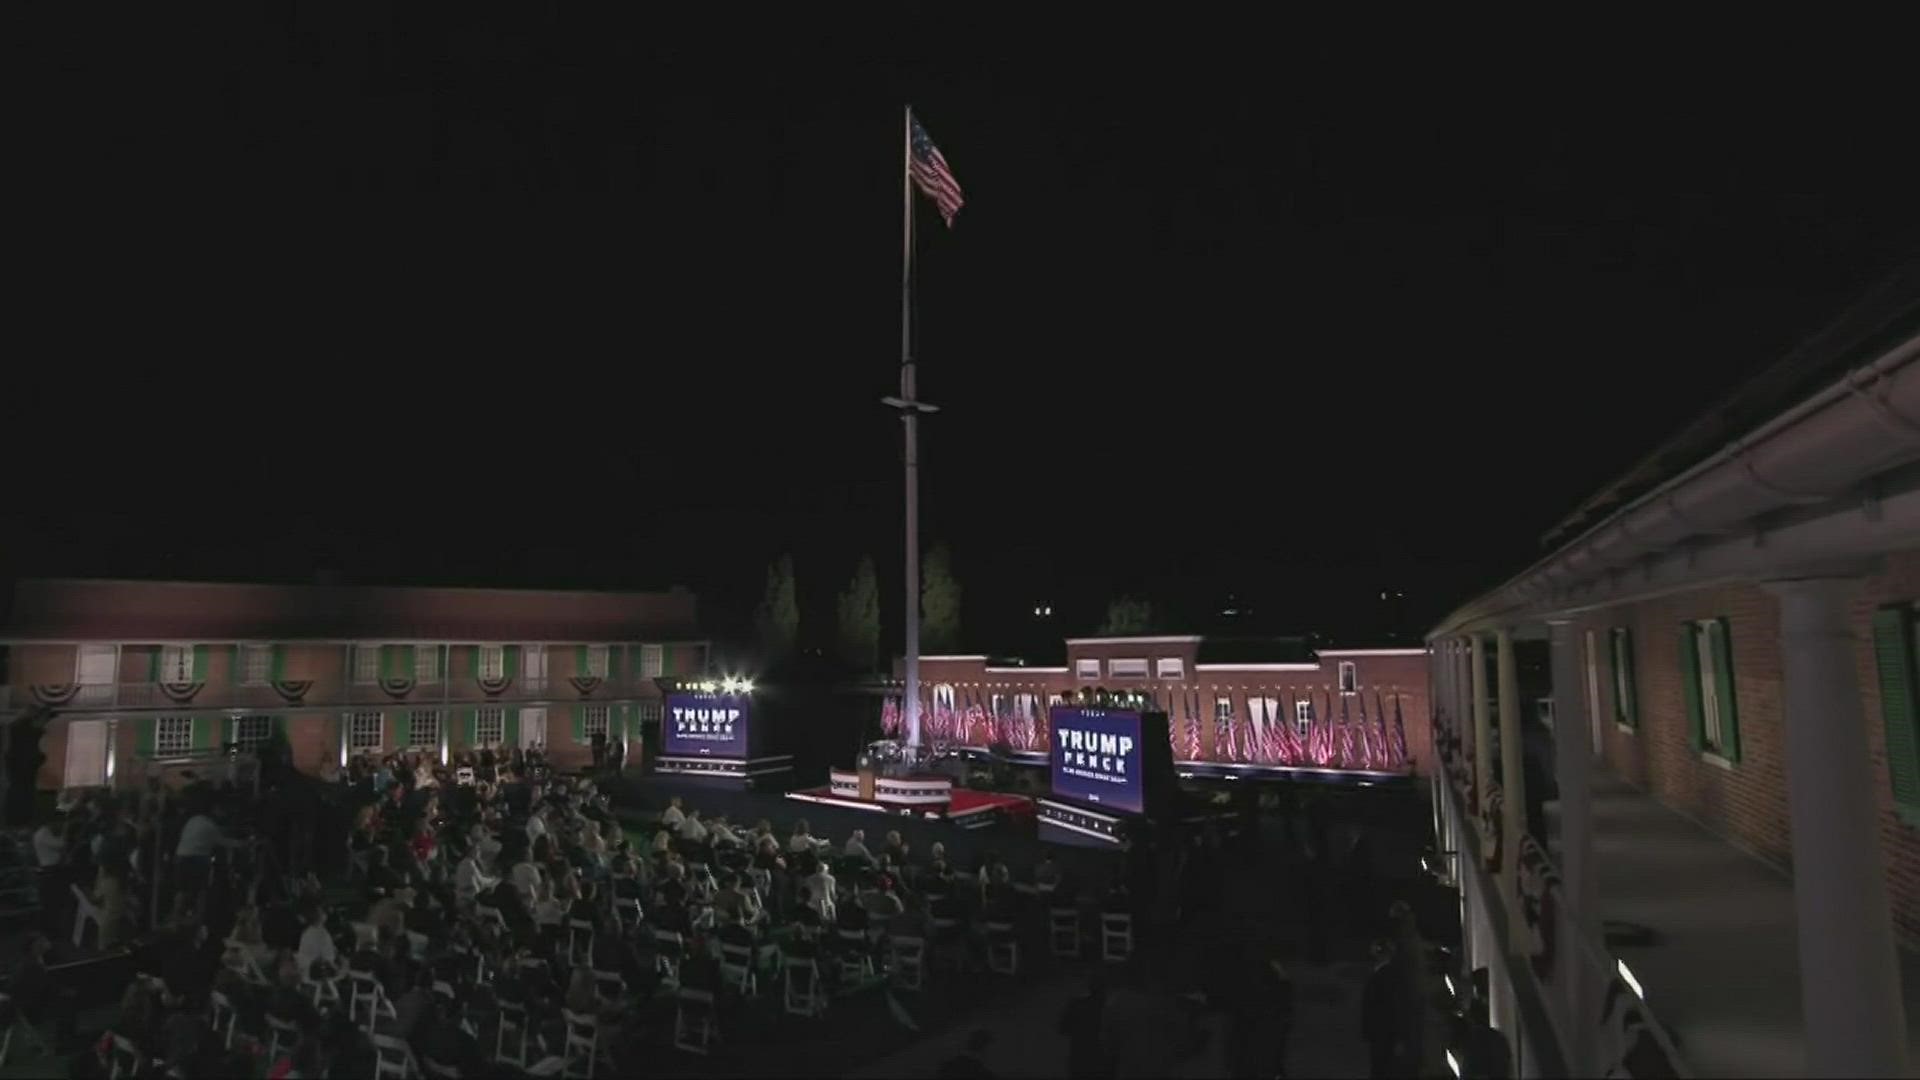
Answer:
910;113;965;227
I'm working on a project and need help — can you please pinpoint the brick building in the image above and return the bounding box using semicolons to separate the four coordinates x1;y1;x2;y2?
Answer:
0;578;711;791
894;635;1434;776
1429;264;1920;1076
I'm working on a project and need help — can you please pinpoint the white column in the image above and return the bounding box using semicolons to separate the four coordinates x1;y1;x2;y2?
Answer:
1548;617;1598;1075
1471;634;1493;815
1766;577;1911;1077
1496;627;1528;950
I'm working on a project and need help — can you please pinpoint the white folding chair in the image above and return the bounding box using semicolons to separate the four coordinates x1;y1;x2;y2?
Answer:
422;1056;464;1079
568;919;595;966
493;1000;529;1068
349;968;398;1032
1049;907;1081;958
372;1031;419;1079
208;989;240;1049
674;988;719;1055
561;1008;609;1079
1100;912;1134;963
106;1033;145;1079
0;993;54;1067
652;929;684;987
718;942;758;998
888;935;926;992
985;921;1020;975
833;928;875;985
70;884;104;949
265;1014;302;1063
782;956;827;1018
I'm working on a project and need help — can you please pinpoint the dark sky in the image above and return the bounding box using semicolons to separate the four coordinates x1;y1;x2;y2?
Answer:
12;13;1920;653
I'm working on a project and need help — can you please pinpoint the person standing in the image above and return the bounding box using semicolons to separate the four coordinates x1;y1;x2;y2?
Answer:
1360;939;1402;1079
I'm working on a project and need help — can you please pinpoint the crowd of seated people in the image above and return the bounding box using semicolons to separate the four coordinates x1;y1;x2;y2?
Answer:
12;743;1144;1079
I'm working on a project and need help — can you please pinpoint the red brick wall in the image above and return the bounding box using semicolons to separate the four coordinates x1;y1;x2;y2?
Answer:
1576;563;1920;948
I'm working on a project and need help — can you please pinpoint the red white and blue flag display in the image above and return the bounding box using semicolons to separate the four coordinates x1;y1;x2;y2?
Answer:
910;114;965;227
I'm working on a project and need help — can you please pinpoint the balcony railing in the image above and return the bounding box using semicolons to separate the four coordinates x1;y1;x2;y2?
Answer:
7;673;669;714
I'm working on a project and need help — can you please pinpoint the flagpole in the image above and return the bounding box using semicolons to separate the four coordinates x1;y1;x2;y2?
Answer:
900;104;923;756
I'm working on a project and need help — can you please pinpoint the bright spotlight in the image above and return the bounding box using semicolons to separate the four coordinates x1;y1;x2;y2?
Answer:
740;679;755;693
1445;1049;1462;1078
1617;958;1645;1000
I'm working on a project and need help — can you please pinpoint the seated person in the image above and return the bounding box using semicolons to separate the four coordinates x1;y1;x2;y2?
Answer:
862;876;907;922
295;906;338;981
677;810;710;846
659;797;687;830
843;829;877;866
707;815;745;849
883;830;909;865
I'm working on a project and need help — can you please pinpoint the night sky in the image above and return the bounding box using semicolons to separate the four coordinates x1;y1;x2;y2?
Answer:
12;14;1920;654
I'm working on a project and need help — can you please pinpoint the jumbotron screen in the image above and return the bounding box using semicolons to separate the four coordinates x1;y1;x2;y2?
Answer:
662;692;751;758
1048;706;1144;815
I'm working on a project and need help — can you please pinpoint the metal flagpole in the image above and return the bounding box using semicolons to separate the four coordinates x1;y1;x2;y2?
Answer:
892;105;926;756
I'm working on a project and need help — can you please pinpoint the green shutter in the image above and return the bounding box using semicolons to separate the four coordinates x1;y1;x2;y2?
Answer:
1711;618;1741;763
608;646;623;680
147;650;159;682
463;709;477;746
661;644;676;678
504;708;521;748
273;715;286;740
1680;624;1705;753
229;645;241;685
504;645;521;680
1871;607;1920;816
469;646;481;682
571;706;585;742
196;715;220;750
193;645;209;682
576;645;589;677
381;646;395;681
395;711;411;750
1612;629;1638;728
136;718;155;758
270;645;286;683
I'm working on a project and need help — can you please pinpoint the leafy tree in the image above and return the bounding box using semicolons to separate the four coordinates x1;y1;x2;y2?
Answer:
920;544;962;654
753;554;800;660
1099;596;1155;635
835;556;881;671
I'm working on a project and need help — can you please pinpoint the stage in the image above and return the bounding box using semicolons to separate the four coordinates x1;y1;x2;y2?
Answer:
785;783;1034;829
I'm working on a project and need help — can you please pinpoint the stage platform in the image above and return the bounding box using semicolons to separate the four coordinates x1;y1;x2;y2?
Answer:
955;744;1413;789
785;784;1034;830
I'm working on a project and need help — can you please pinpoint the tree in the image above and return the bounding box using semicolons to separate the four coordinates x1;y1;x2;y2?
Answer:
753;555;800;660
835;556;881;671
1099;596;1155;635
920;544;963;654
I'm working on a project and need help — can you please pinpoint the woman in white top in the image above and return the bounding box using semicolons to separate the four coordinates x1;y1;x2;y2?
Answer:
788;820;817;855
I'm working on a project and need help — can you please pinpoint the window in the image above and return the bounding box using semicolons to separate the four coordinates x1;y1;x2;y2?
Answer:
1109;658;1148;679
160;645;195;684
1609;628;1638;729
1295;699;1312;736
933;684;956;711
1584;630;1605;742
1047;693;1065;706
76;645;116;686
231;715;273;751
636;701;662;727
408;710;442;750
349;712;385;752
352;647;381;685
523;645;548;681
414;647;441;684
1869;606;1920;824
1214;697;1234;725
1014;693;1036;720
584;646;610;678
155;716;194;757
478;646;505;681
1338;661;1358;694
240;645;273;687
1075;658;1101;680
1155;657;1185;680
990;693;1006;717
474;707;505;747
581;706;610;740
1682;618;1740;762
641;644;664;679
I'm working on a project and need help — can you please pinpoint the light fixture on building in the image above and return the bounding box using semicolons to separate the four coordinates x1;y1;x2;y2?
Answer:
1617;958;1645;1000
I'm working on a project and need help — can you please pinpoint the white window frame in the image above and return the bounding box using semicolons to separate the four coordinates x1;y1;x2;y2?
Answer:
933;684;956;711
478;645;506;681
474;707;505;747
352;646;381;685
990;693;1006;717
523;644;548;681
1046;693;1065;706
240;645;273;687
641;644;664;679
159;645;195;684
414;646;441;684
1108;658;1149;679
1075;658;1101;680
1584;629;1608;745
408;709;442;750
636;701;662;726
584;645;610;678
231;714;273;751
1214;697;1234;725
1693;621;1726;755
76;644;117;686
349;712;385;752
155;716;194;757
581;705;610;740
1155;657;1185;680
1295;698;1312;736
1338;661;1358;694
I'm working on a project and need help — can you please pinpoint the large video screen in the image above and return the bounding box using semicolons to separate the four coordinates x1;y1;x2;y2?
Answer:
1048;706;1144;815
663;692;751;758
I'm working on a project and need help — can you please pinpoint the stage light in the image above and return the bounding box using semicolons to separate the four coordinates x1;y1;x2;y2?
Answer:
1444;973;1455;998
1617;958;1645;1000
741;679;755;693
1445;1049;1462;1078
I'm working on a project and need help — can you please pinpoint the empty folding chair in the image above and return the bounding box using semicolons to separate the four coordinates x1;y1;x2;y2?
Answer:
1049;907;1081;958
887;935;926;992
674;987;719;1055
265;1014;302;1064
349;968;398;1032
568;920;595;966
105;1033;145;1080
70;884;104;950
1100;912;1134;963
561;1009;609;1079
371;1032;419;1079
782;956;827;1018
493;1000;529;1069
718;942;758;998
985;921;1020;975
207;990;241;1049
